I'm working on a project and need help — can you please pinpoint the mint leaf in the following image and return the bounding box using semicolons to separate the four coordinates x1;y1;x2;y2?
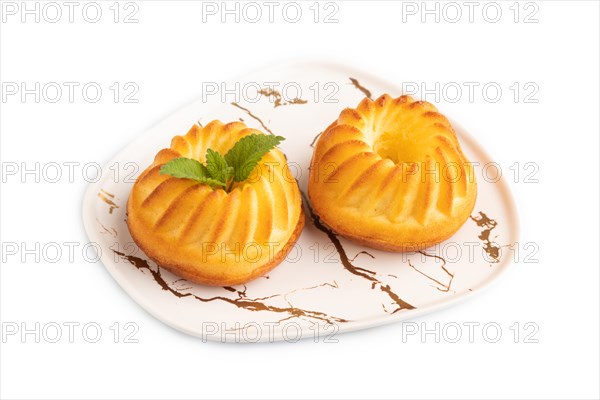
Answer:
159;157;225;188
224;134;285;182
206;148;233;184
159;133;286;191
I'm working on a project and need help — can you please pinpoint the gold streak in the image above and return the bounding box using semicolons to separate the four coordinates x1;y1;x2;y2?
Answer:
310;131;323;148
97;218;117;237
113;250;349;324
409;251;455;293
258;88;307;108
349;77;373;100
98;189;119;214
470;212;501;263
231;102;275;135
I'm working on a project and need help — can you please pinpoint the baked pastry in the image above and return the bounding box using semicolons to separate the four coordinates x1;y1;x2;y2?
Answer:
127;121;304;286
309;94;477;251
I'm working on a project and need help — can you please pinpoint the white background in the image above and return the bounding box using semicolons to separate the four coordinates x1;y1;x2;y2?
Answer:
1;1;599;399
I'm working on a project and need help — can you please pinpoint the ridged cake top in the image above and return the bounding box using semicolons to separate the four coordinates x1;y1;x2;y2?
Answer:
310;94;477;234
127;121;302;279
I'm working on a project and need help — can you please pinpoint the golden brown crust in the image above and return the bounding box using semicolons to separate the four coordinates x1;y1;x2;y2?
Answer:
127;207;305;286
127;121;304;286
308;94;477;252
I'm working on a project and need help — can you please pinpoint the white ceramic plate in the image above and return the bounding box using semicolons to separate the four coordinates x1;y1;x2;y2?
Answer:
82;62;519;342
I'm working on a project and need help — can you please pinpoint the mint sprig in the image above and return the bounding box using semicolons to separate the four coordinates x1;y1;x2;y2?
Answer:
159;133;285;191
206;148;233;184
159;157;226;188
224;134;284;182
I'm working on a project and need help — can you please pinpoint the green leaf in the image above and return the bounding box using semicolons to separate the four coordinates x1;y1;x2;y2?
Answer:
158;133;286;192
224;134;285;182
159;157;226;188
206;148;233;184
